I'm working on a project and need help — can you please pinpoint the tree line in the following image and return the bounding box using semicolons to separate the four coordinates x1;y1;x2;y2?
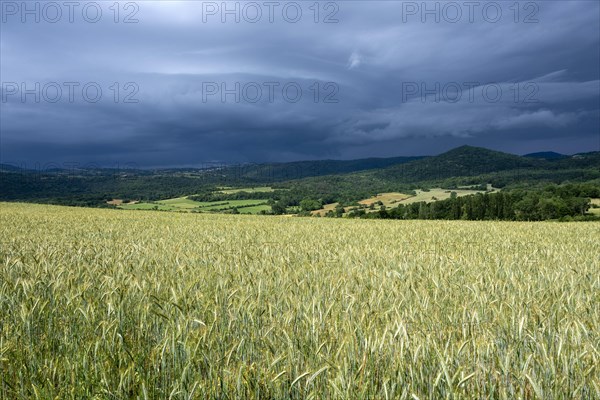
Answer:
345;184;599;221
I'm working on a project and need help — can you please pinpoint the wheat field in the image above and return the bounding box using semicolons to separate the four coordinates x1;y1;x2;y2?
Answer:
0;203;598;399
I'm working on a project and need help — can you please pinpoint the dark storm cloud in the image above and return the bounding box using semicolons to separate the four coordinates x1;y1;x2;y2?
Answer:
1;0;598;166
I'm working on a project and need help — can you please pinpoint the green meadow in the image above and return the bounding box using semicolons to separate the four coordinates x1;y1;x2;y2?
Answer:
118;196;270;214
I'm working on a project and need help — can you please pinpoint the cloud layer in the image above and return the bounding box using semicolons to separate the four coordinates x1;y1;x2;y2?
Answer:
1;0;599;166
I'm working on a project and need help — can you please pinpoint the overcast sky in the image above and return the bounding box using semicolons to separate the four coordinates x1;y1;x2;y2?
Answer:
1;0;599;167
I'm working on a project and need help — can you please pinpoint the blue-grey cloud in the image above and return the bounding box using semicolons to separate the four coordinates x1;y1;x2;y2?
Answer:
1;0;598;167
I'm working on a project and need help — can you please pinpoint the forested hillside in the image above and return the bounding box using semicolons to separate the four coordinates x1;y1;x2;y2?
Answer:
2;146;599;221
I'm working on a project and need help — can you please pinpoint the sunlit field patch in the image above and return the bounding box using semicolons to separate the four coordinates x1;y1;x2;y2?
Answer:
117;197;269;214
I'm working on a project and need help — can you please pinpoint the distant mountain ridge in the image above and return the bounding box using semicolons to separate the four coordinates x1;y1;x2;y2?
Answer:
1;156;423;177
524;151;567;160
3;146;597;177
2;145;599;204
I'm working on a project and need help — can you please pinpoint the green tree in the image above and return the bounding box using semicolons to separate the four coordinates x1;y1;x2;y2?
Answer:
271;202;286;215
299;198;322;212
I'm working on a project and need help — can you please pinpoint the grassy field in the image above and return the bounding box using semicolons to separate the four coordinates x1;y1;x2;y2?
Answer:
358;192;413;207
237;204;272;214
217;186;275;194
118;197;269;214
311;202;340;216
157;197;206;209
590;199;600;215
197;199;269;212
313;189;494;216
399;188;493;205
1;202;599;399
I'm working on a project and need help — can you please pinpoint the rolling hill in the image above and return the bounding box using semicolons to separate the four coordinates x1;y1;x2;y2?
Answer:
1;146;599;206
372;146;544;183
